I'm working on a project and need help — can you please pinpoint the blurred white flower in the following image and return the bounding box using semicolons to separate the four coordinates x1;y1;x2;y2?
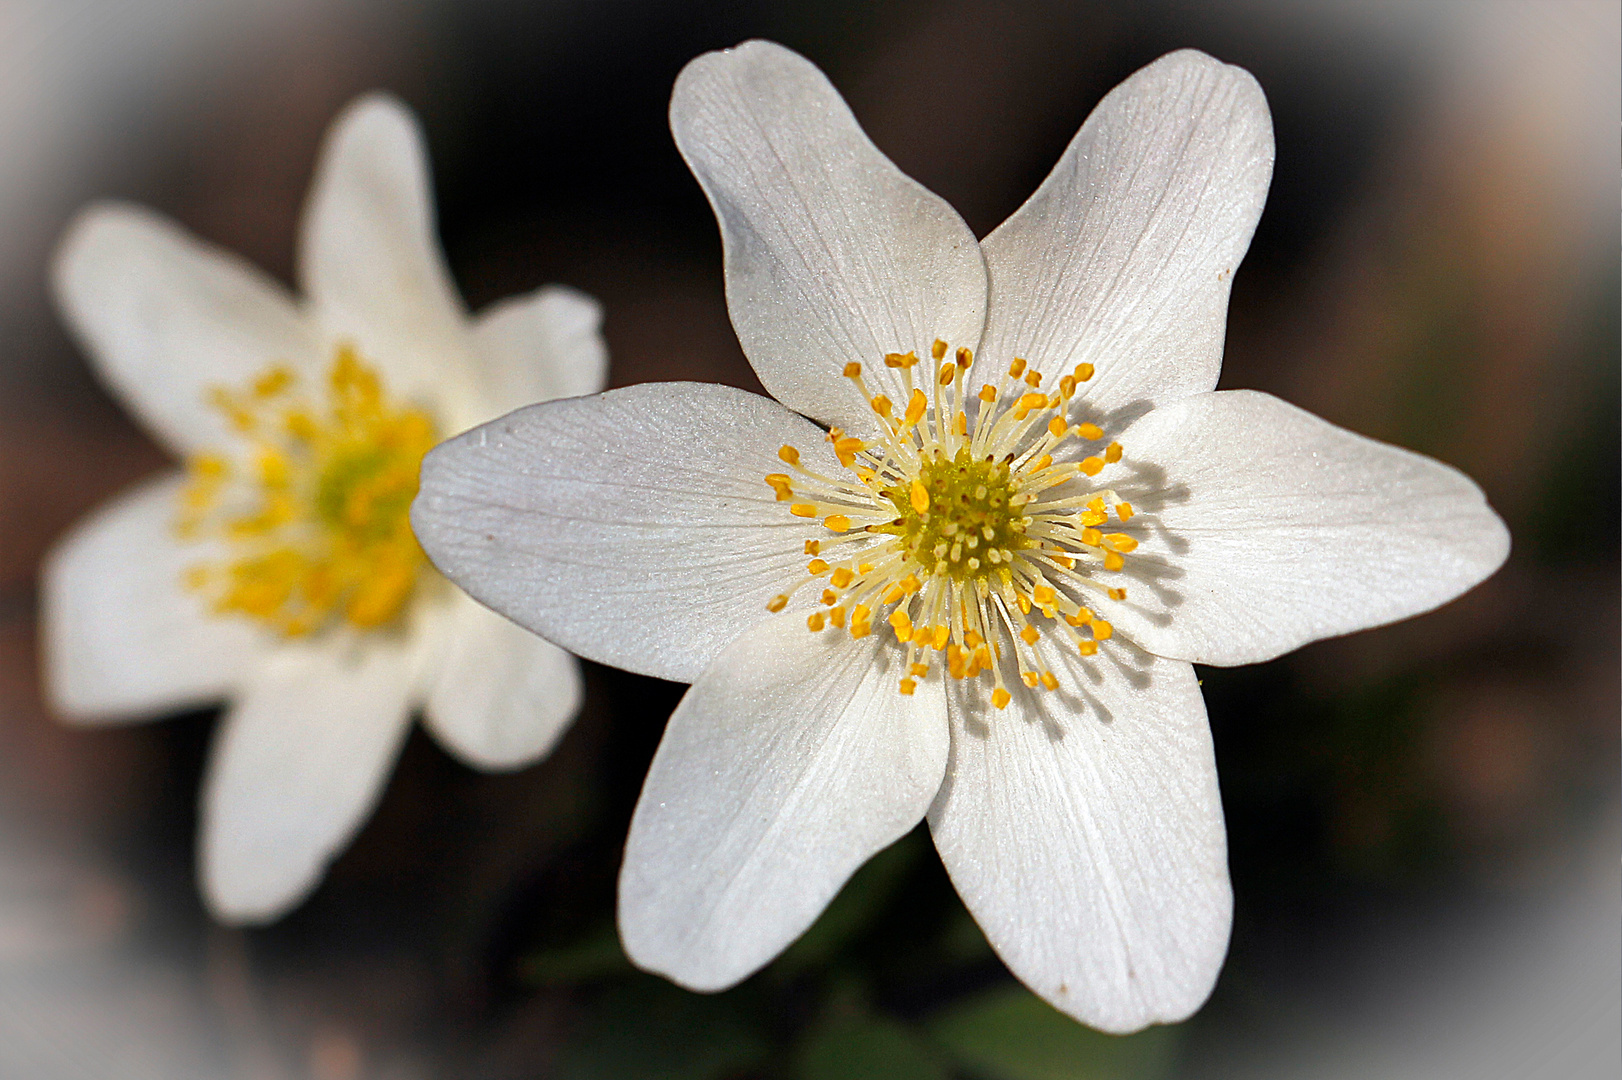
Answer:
44;94;607;924
409;43;1508;1032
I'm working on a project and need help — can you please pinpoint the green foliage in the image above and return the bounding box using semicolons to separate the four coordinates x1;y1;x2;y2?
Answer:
796;1014;949;1080
554;977;769;1080
928;986;1180;1080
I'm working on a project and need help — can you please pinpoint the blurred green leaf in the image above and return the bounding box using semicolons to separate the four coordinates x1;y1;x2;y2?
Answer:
797;1014;949;1080
773;831;922;976
928;985;1179;1080
517;921;630;985
555;977;769;1080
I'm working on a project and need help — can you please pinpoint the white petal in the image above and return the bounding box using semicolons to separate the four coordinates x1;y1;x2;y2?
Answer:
41;473;268;723
422;591;583;771
929;644;1227;1033
978;50;1273;420
1104;390;1511;666
50;203;316;456
199;638;418;924
412;381;832;684
619;614;948;991
470;284;609;419
671;40;986;433
297;93;471;405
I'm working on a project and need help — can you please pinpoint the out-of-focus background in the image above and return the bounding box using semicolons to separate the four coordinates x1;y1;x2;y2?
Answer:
0;1;1615;1077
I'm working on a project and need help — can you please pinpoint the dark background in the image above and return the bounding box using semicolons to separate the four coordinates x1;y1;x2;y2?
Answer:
0;1;1615;1077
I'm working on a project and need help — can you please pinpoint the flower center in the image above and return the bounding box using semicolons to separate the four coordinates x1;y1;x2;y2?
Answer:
764;341;1138;708
175;345;438;637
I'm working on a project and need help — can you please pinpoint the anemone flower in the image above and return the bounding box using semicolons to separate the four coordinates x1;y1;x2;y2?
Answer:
411;43;1508;1031
45;94;606;924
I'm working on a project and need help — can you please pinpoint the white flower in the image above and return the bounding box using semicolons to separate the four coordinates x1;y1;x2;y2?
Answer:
44;94;607;925
410;43;1508;1032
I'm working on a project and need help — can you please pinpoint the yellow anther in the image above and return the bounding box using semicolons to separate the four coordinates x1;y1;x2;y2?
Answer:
850;620;872;639
1008;358;1027;378
1017;393;1046;413
1032;584;1056;605
829;606;847;627
992;688;1012;710
1047;416;1067;438
1040;671;1059;691
804;539;821;555
930;624;950;649
253;365;293;397
1059;375;1076;398
954;412;968;436
1104;533;1138;553
911;662;930;677
1021;671;1039;688
1074;363;1095;381
778;445;800;465
858;563;874;575
871;395;893;417
1107;587;1127;601
1105;442;1123;463
1076;422;1104;441
964;630;984;649
790;503;818;518
884;351;919;369
956;347;972;369
1032;454;1053;471
852;604;871;625
1020;625;1039;645
1079;457;1104;476
830;567;855;588
1024;370;1042;388
938;362;956;386
1116;502;1134;521
881;582;905;605
910;480;930;515
888;609;913;642
1103;551;1124;571
1081;528;1103;546
821;589;837;605
807;559;830;575
844;361;863;378
1077;640;1098;656
899;678;917;696
825;515;852;532
978;385;998;403
767;594;789;613
807;611;827;631
833;436;865;467
1092;619;1114;640
932;339;948;360
899;574;922;594
904;388;928;426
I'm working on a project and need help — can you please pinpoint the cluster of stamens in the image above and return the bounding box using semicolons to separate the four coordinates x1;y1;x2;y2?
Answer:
764;340;1138;707
175;345;438;637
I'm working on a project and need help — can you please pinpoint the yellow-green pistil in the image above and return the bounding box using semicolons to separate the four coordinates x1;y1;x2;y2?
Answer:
176;346;438;637
762;341;1139;708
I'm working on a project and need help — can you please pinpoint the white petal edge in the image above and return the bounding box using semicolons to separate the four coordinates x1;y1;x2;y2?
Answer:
929;643;1228;1033
470;284;609;420
296;93;472;409
671;40;987;435
199;637;418;924
619;614;949;990
1104;390;1511;666
50;203;317;456
978;50;1274;423
412;381;835;684
422;590;583;771
41;472;269;723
